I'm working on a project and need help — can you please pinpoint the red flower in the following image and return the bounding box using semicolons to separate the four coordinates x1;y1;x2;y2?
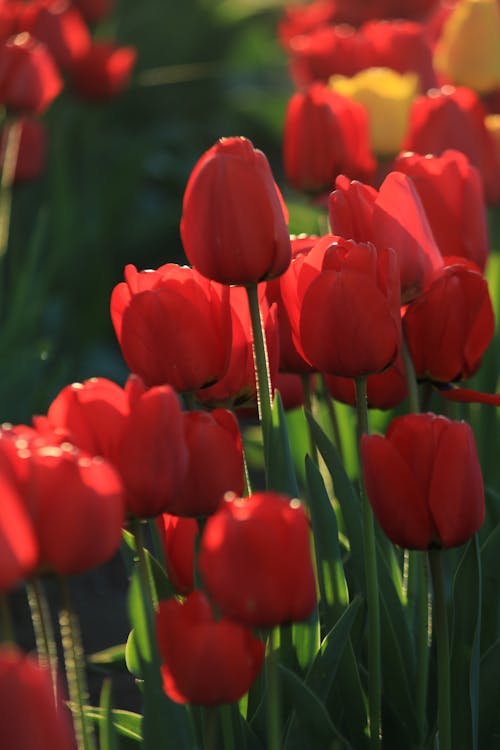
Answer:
111;263;232;392
361;413;485;549
21;0;91;71
282;234;402;378
403;260;495;384
196;284;279;410
156;514;197;594
0;647;76;750
166;409;244;518
70;41;136;100
402;85;500;204
199;491;317;627
283;83;375;193
0;116;47;182
180;137;291;285
329;172;443;301
156;591;265;706
73;0;114;24
394;149;489;271
0;32;62;114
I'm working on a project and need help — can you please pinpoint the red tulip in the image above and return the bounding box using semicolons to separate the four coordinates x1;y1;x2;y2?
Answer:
21;0;91;71
403;260;495;384
394;150;489;271
70;41;136;100
0;647;76;750
329;172;443;301
111;263;232;392
0;32;62;114
199;491;317;627
283;83;375;193
73;0;114;24
156;514;197;594
1;116;47;182
180;137;291;285
156;591;265;705
361;413;485;549
166;409;244;518
402;85;500;204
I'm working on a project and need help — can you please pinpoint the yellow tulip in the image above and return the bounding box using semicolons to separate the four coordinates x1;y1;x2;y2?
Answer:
329;67;418;157
434;0;500;94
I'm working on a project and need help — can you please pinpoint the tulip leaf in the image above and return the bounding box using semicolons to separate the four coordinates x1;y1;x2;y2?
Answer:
280;664;350;750
305;412;365;590
478;638;500;747
89;644;127;670
450;536;482;750
84;706;142;742
480;522;500;652
128;568;194;749
99;678;119;750
123;528;175;603
264;391;299;497
305;454;349;633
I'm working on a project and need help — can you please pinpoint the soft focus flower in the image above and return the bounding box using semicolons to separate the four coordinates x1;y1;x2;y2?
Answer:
0;647;76;750
70;41;136;100
434;0;500;94
329;172;443;302
0;32;62;114
199;491;317;627
166;409;244;518
324;354;407;409
485;113;500;162
111;263;232;392
402;85;500;204
73;0;114;24
156;514;197;594
403;259;495;384
21;0;91;71
394;150;489;271
156;591;265;705
1;117;47;182
330;67;418;156
180;137;291;285
283;83;375;192
282;235;401;378
361;413;485;549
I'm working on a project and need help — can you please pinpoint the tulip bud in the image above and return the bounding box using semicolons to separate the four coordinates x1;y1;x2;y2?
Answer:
0;33;63;114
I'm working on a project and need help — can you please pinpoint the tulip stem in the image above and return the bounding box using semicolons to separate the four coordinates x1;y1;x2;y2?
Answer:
245;283;273;480
266;627;281;750
58;576;96;750
320;374;344;462
26;577;59;701
0;117;22;261
301;374;318;462
428;549;451;750
401;333;420;413
354;376;381;749
131;518;155;610
415;554;431;746
219;704;236;750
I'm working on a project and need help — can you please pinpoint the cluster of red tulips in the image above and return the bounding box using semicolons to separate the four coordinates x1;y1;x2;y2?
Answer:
1;1;500;749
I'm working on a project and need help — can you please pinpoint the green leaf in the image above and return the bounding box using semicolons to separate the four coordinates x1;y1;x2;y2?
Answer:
305;413;365;589
264;392;299;496
84;706;142;742
305;455;349;633
89;644;127;670
479;639;500;748
480;522;500;652
99;679;119;750
450;536;482;750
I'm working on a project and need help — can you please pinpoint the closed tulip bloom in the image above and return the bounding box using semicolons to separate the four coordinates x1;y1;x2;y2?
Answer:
180;137;292;285
156;513;197;594
434;0;500;94
166;409;244;518
283;83;375;192
394;150;489;271
0;647;76;750
403;260;494;384
156;591;265;706
111;263;232;392
70;41;136;100
329;172;443;301
0;32;62;114
199;492;317;627
297;237;402;377
361;413;485;549
21;0;91;71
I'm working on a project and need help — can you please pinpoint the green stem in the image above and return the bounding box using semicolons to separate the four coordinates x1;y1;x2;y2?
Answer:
266;628;281;750
301;374;318;462
58;576;96;750
26;577;59;699
131;518;156;610
0;593;15;644
219;704;236;750
428;550;451;750
245;283;273;483
0;117;22;261
319;374;344;462
401;333;420;414
354;376;381;749
415;554;430;745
